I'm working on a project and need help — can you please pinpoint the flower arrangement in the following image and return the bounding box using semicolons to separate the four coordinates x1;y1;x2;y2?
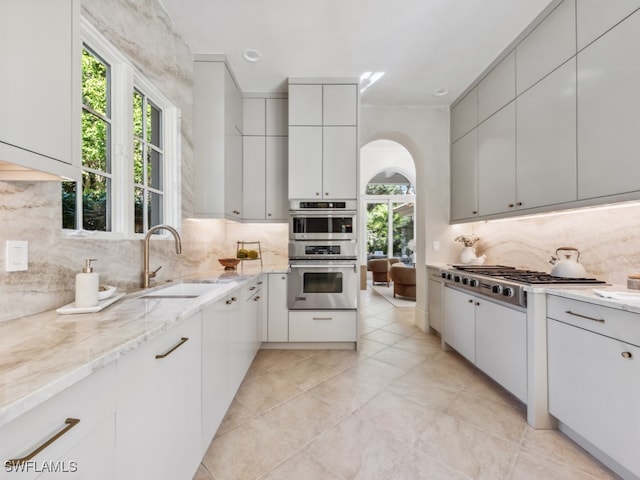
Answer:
454;234;479;247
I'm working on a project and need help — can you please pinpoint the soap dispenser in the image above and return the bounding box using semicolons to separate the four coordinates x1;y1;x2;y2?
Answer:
76;258;99;308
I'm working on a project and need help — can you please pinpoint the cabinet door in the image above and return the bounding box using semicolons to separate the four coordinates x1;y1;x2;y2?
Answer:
243;98;265;136
451;89;478;142
477;52;516;123
427;278;443;333
202;300;232;449
475;300;527;402
450;130;478;221
0;0;79;177
267;273;289;342
323;84;357;125
265;136;288;220
323;126;357;199
477;102;516;216
266;98;288;136
517;59;577;209
224;132;243;218
577;0;640;50
443;287;476;363
116;315;202;480
516;0;576;94
242;136;266;220
577;11;640;199
289;84;322;125
288;126;323;199
548;319;640;477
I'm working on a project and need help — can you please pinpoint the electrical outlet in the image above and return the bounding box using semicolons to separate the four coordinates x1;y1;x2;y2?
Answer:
6;240;28;272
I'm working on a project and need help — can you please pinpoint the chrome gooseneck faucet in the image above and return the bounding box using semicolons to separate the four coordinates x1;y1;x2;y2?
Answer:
142;224;182;288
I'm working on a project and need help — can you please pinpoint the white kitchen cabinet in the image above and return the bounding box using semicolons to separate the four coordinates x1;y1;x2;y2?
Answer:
450;129;478;222
475;299;527;403
265;136;288;220
266;98;288;136
517;58;577;209
267;273;289;342
477;102;516;216
576;0;640;50
193;58;243;219
427;268;443;333
0;0;80;180
451;89;478;142
548;318;640;478
443;287;476;363
577;10;640;200
289;310;357;342
243;98;265;136
477;52;516;123
288;80;358;200
0;363;116;480
516;0;576;95
288;84;323;125
242;136;267;220
236;278;263;380
116;313;202;480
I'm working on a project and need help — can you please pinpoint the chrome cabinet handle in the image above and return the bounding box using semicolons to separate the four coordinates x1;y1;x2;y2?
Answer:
5;418;80;467
312;317;332;320
565;310;605;323
253;296;261;301
155;337;189;359
622;351;633;359
225;296;238;305
249;286;257;291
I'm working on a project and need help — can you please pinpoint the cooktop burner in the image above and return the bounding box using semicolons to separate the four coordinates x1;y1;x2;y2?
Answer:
452;264;606;285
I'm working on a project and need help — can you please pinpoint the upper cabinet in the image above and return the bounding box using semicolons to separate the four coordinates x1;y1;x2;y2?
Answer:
450;129;478;222
577;10;640;199
576;0;640;50
450;89;477;142
477;52;516;123
193;57;243;219
516;0;576;95
288;80;359;199
0;0;80;181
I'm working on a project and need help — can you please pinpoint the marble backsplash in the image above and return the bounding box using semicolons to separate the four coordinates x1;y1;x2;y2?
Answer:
0;181;288;323
449;202;640;286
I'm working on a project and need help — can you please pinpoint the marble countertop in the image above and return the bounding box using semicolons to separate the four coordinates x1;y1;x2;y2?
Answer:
0;266;278;427
530;284;640;314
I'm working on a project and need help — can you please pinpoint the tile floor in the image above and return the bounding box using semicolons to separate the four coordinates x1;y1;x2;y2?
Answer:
193;288;620;480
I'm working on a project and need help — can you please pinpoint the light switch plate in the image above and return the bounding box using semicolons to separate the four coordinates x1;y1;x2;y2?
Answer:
6;240;28;272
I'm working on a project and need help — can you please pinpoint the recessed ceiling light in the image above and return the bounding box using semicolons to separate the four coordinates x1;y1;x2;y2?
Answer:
433;87;448;96
243;49;261;62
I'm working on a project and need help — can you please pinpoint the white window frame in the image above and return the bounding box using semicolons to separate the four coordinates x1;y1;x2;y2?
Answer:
64;18;181;239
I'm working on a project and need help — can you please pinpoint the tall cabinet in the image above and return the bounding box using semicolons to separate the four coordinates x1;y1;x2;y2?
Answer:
288;80;359;200
0;0;80;180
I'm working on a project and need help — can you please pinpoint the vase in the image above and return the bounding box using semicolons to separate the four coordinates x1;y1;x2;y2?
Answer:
460;246;478;264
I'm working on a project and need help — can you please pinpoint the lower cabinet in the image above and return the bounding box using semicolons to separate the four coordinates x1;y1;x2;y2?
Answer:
427;270;443;333
267;273;288;342
289;310;357;342
547;296;640;478
0;362;116;480
443;286;527;402
116;313;202;480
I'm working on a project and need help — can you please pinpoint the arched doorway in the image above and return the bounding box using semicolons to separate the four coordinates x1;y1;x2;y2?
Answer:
360;140;416;264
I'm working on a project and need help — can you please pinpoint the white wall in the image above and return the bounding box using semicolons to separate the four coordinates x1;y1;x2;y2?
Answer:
360;105;450;328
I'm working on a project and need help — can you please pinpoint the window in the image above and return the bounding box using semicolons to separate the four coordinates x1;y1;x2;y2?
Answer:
63;19;180;236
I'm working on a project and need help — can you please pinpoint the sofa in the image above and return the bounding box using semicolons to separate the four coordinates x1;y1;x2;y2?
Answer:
389;264;416;299
367;257;400;286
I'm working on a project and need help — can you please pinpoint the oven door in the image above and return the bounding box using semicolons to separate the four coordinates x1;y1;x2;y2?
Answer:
288;261;358;309
289;213;356;241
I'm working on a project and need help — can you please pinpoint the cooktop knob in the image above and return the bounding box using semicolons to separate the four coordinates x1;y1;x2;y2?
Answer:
502;287;514;297
469;279;479;287
446;273;453;280
491;284;502;294
441;272;447;279
462;277;469;285
453;275;461;282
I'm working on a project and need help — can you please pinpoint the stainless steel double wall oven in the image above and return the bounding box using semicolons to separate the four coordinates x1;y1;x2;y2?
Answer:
288;200;358;310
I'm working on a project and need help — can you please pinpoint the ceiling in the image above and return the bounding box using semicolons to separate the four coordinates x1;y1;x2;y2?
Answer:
159;0;556;106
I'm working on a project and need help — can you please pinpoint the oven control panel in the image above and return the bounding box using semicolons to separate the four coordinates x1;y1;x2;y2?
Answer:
441;269;527;308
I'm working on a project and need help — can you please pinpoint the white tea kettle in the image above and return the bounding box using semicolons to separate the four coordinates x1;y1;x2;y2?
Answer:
549;247;587;278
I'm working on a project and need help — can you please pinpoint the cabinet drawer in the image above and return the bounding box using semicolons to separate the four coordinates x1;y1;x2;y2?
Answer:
0;363;116;480
289;310;356;342
547;295;640;346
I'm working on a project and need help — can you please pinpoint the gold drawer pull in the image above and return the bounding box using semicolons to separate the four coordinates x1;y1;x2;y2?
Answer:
5;418;80;467
622;351;633;359
565;310;604;323
155;337;189;359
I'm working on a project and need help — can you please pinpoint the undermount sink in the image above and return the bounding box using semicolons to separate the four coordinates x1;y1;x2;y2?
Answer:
139;282;231;298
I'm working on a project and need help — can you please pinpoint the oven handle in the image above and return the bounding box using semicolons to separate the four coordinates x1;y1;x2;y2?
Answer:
289;264;358;272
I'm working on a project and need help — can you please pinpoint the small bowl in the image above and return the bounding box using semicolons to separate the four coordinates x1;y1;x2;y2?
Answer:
98;285;117;300
218;258;241;270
